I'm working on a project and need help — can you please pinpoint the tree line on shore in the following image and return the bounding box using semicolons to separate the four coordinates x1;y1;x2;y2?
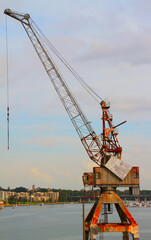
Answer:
0;186;151;203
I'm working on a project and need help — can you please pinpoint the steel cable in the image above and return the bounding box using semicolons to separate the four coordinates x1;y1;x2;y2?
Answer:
31;19;104;104
5;15;10;150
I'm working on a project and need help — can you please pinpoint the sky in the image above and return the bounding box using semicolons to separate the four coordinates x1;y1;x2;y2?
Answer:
0;0;151;190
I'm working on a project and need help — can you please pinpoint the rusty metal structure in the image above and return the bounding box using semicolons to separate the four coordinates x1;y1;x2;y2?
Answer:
4;9;140;240
83;101;139;240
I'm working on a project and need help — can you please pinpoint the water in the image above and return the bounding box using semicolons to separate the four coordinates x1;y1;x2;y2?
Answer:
0;203;150;240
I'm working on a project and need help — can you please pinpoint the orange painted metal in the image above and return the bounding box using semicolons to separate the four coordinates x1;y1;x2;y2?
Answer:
83;103;140;239
84;191;139;239
101;101;122;162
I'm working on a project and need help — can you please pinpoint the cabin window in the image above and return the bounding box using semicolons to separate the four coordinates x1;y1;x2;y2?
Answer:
134;172;139;179
83;175;89;184
96;173;101;179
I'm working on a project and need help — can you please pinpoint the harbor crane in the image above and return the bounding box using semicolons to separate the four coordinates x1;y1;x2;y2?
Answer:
4;9;140;240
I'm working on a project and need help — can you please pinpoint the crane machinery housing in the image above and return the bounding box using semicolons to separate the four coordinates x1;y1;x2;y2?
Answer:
4;9;140;240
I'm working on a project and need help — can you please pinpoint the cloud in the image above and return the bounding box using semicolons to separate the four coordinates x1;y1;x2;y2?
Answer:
79;32;151;66
82;160;97;172
30;167;53;183
141;170;151;180
0;0;151;190
24;135;77;148
60;172;72;177
112;96;151;114
15;124;52;132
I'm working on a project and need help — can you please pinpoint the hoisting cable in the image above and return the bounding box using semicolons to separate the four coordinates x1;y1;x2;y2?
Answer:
31;19;104;104
5;15;10;150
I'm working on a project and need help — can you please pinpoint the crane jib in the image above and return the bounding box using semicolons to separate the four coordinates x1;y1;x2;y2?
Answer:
4;8;105;166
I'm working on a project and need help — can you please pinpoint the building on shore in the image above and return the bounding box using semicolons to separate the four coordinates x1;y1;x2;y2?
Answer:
32;185;35;192
0;188;59;203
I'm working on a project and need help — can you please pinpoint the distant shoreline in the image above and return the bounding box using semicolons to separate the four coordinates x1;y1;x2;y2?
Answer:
3;202;81;207
3;200;151;208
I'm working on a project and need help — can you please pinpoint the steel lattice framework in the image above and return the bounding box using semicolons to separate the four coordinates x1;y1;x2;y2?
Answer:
4;9;105;165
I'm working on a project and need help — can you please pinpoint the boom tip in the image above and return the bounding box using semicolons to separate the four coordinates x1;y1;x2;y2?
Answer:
4;9;11;14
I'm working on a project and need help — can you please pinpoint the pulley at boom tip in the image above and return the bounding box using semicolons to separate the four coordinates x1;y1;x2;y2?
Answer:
4;9;30;26
4;9;30;19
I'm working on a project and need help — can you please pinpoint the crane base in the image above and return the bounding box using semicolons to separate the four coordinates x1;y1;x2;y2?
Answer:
84;189;139;240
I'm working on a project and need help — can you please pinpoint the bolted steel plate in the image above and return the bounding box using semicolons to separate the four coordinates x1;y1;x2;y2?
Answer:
105;156;132;180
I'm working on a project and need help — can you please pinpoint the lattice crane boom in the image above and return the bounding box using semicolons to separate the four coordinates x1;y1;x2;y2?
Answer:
4;9;105;165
